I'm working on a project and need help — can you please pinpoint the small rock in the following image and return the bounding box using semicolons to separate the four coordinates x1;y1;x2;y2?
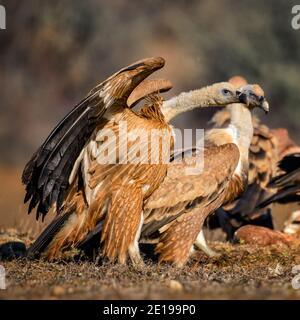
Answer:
235;225;294;246
284;211;300;237
52;286;66;296
269;263;284;277
67;287;74;294
168;280;183;292
0;241;27;260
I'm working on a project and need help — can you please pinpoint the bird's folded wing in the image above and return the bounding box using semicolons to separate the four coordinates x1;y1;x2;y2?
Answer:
248;123;277;187
257;154;300;208
142;143;240;236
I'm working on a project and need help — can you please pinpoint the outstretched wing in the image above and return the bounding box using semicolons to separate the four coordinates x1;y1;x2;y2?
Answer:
22;93;105;220
22;57;165;220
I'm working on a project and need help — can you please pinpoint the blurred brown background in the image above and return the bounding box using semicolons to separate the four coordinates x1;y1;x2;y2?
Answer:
0;0;299;229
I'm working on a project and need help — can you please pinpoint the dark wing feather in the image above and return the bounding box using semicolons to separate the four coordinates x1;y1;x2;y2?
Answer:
77;221;104;256
268;168;300;188
39;109;96;202
258;185;300;208
278;153;300;173
27;210;74;258
23;93;104;220
229;182;269;217
22;93;98;185
257;153;300;208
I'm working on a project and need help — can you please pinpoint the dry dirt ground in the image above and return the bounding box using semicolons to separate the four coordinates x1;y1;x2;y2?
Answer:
1;233;300;300
1;170;300;300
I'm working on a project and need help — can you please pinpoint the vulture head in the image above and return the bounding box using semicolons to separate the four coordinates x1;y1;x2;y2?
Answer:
228;75;269;113
207;82;245;105
237;84;269;113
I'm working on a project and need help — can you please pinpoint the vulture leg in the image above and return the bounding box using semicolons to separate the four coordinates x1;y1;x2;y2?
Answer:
194;230;221;258
128;215;145;266
101;184;144;265
156;208;206;267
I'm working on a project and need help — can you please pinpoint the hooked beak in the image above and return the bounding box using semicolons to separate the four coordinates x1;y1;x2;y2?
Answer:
260;98;269;114
237;91;250;106
237;90;270;114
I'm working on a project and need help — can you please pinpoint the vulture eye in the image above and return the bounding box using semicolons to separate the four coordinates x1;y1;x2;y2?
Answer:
222;89;231;96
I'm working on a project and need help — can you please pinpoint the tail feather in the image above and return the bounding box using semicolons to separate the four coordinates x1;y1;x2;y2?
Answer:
27;211;73;258
258;185;300;208
268;168;300;188
77;221;103;251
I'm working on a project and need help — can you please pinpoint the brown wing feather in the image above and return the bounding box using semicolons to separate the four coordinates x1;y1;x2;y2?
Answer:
249;124;278;186
145;144;239;212
101;184;143;264
97;96;172;263
127;79;172;107
142;143;240;237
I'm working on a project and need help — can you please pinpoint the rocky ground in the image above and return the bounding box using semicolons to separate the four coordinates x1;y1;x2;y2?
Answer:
0;229;300;299
1;171;299;299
